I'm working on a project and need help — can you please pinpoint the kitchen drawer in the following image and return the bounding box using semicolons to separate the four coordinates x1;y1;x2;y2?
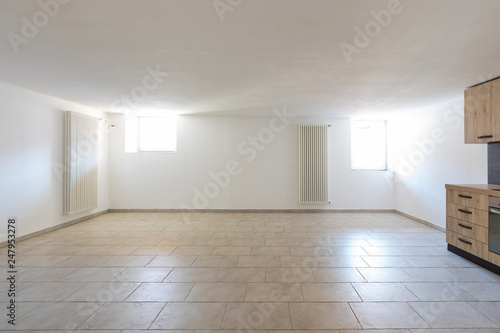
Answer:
446;216;488;243
446;189;488;210
489;251;500;266
446;203;489;227
447;230;488;259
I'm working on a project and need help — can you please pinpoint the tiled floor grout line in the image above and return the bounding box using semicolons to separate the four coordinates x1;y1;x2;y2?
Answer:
347;301;363;329
146;301;169;330
219;302;230;329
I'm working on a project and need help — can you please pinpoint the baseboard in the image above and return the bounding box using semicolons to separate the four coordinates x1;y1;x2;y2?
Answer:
108;208;397;214
394;210;445;232
0;209;109;248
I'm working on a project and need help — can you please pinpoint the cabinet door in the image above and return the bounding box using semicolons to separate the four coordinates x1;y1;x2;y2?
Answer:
464;81;492;143
491;78;500;139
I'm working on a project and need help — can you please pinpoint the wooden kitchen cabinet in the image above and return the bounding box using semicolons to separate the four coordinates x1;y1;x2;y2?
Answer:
445;184;500;274
464;78;500;143
445;187;489;260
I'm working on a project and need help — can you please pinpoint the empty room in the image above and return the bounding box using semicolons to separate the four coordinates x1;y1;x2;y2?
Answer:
1;0;500;331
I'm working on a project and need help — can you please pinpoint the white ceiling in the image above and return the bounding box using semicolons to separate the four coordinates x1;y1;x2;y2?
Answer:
1;0;500;117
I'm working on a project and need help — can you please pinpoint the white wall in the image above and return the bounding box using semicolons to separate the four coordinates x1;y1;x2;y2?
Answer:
1;79;483;237
1;78;483;235
388;98;487;228
109;111;394;210
0;82;109;241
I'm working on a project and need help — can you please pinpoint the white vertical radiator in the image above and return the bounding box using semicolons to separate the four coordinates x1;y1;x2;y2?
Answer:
64;111;98;215
298;124;329;204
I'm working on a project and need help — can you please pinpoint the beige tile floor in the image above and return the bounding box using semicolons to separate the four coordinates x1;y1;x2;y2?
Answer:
1;212;500;332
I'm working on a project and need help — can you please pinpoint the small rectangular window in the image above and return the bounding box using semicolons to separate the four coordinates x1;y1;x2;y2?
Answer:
351;120;387;170
137;116;177;152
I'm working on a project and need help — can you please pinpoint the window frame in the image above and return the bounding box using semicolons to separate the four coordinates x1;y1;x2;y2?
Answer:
350;119;387;171
137;116;177;153
125;114;177;153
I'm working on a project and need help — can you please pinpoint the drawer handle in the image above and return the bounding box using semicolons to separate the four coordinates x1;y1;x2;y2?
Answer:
458;238;472;245
458;194;472;199
458;209;472;214
458;223;472;230
478;135;493;139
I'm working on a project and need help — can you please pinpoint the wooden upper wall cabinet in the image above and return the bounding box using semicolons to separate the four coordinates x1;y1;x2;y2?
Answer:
464;78;500;143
